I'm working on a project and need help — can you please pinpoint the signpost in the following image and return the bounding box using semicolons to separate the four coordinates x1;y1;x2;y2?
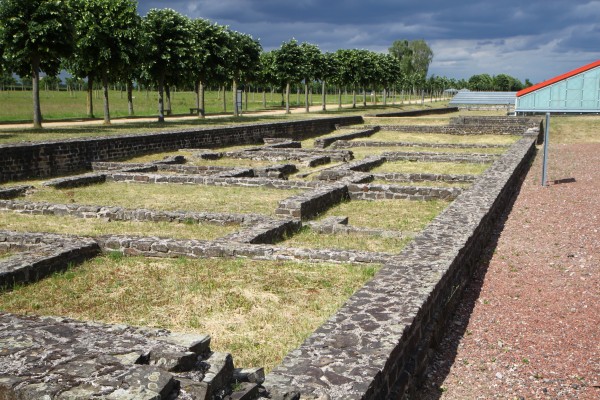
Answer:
541;112;550;186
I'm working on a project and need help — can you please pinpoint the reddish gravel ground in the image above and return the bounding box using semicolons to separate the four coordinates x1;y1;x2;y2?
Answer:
418;143;600;399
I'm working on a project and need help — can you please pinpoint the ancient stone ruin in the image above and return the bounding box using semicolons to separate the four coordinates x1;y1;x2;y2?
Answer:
0;112;541;399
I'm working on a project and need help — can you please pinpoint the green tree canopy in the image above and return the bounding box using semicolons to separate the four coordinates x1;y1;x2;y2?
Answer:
141;8;193;122
0;0;74;128
274;39;305;113
226;30;261;116
299;42;321;112
69;0;141;123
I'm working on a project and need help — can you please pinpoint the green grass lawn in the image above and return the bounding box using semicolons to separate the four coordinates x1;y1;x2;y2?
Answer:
355;130;519;145
371;160;491;175
0;212;237;241
0;255;379;372
0;89;439;122
25;182;298;216
316;199;448;231
283;226;412;254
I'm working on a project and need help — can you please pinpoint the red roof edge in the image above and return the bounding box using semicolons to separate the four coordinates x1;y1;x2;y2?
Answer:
516;60;600;97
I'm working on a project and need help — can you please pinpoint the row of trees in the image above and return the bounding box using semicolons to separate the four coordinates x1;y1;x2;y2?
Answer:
0;0;528;128
0;0;439;128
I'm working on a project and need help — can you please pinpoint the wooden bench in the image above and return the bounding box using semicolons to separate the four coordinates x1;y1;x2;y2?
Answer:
189;108;204;116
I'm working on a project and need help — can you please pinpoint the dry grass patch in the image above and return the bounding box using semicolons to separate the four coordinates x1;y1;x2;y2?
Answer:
317;199;448;231
283;227;411;254
354;130;518;146
371;180;472;188
0;212;236;240
0;255;379;371
548;115;600;144
349;146;502;160
26;183;297;216
372;160;490;175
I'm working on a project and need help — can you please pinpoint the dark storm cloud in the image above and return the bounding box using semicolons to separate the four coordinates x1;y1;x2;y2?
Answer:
135;0;600;81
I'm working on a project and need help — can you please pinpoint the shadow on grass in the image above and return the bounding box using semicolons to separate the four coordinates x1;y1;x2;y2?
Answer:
414;173;525;399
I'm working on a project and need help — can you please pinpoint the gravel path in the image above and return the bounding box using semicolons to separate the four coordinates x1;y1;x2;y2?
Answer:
418;143;600;399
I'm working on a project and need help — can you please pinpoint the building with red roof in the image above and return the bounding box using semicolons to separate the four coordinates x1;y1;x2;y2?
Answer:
515;60;600;113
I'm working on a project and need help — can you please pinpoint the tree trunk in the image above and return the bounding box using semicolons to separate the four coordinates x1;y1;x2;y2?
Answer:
245;87;248;111
304;82;309;113
196;81;205;118
32;59;42;129
232;79;238;117
363;87;367;107
322;80;326;111
86;75;94;118
194;80;200;110
383;88;387;106
338;87;342;109
285;82;291;114
296;86;300;105
222;86;226;112
165;85;172;115
262;89;266;108
127;80;134;115
352;88;356;108
157;75;165;123
102;74;111;124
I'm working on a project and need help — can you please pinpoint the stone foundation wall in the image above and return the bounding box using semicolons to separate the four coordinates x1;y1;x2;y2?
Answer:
275;183;349;220
382;151;498;163
332;140;509;150
263;135;537;399
313;127;380;148
367;124;529;135
348;183;462;201
0;312;265;399
106;172;322;190
0;116;362;183
365;107;459;117
0;231;100;290
372;172;476;184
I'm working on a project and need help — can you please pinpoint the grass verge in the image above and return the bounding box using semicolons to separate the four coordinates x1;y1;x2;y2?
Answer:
0;255;379;371
25;183;298;216
0;212;237;240
317;199;448;231
283;226;411;253
354;130;519;145
371;160;491;175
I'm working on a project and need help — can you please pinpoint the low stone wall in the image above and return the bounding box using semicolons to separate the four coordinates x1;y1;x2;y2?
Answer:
106;172;322;190
223;148;354;163
369;124;528;135
263;135;537;399
219;219;302;245
382;151;498;163
275;184;349;220
0;312;265;399
0;116;362;183
332;140;509;149
306;217;415;240
348;183;462;201
313;127;380;148
0;185;32;200
372;172;476;184
97;234;397;266
0;232;100;290
365;107;459;117
450;115;536;127
42;172;107;188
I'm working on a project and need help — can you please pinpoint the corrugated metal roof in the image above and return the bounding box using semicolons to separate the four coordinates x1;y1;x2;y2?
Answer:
449;91;516;105
517;60;600;97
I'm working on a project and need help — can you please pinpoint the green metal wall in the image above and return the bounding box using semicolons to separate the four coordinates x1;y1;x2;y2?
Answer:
516;66;600;112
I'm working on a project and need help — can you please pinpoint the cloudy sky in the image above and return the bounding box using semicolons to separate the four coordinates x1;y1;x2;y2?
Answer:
137;0;600;83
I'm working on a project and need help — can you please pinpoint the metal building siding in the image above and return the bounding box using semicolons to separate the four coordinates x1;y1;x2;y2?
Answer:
516;65;600;112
